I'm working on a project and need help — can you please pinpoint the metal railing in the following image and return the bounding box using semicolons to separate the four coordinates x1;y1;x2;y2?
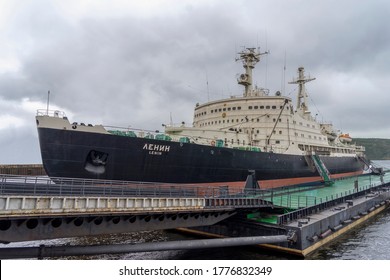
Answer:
0;174;272;200
277;182;390;225
2;174;388;216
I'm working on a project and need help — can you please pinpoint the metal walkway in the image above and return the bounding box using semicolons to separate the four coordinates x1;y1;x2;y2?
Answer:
271;172;390;210
0;174;274;243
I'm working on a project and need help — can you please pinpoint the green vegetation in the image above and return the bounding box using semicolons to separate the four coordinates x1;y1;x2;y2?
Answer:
354;138;390;160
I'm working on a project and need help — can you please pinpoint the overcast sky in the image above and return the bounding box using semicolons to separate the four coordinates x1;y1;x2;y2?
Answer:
0;0;389;164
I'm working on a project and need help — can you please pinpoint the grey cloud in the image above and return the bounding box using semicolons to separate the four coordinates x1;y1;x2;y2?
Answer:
1;0;390;163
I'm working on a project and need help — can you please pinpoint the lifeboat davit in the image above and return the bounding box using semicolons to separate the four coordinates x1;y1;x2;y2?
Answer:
339;133;352;143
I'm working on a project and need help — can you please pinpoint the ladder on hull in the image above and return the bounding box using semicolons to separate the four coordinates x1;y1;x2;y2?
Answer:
311;154;334;186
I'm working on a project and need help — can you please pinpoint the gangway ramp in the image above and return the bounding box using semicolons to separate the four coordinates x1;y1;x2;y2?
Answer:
312;154;334;185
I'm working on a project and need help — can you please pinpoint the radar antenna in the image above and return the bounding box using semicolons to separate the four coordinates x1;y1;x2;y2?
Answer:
289;67;315;118
236;47;268;97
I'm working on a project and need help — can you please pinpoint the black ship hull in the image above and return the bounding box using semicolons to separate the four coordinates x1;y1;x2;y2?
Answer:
37;127;365;187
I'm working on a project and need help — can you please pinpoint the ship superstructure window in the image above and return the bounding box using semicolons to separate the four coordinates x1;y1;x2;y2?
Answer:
254;106;258;109
248;106;253;109
272;106;276;109
238;107;241;110
233;107;236;110
266;106;270;109
260;106;264;109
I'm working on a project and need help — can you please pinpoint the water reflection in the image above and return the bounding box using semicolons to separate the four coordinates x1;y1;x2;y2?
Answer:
308;209;390;260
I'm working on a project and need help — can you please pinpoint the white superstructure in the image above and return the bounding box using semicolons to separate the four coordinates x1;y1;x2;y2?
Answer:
164;48;364;157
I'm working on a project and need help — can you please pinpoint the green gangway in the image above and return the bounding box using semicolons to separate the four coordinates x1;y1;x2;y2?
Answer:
312;154;334;186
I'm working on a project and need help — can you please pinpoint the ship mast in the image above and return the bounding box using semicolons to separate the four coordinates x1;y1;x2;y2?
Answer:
236;47;268;97
289;67;315;118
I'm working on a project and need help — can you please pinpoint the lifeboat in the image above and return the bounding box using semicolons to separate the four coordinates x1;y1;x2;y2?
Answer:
339;133;352;143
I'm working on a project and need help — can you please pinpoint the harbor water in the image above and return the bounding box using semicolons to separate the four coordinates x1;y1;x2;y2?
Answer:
1;161;390;260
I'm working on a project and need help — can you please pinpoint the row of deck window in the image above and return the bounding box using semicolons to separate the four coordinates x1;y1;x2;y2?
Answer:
195;104;287;118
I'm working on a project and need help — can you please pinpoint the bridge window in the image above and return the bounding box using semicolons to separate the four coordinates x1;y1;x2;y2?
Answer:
272;106;276;109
